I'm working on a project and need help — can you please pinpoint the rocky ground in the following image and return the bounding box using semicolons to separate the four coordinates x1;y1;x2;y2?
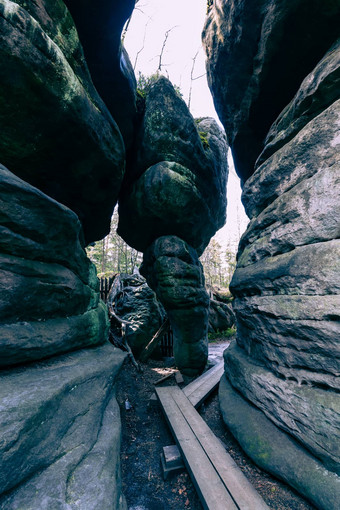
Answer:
116;337;315;510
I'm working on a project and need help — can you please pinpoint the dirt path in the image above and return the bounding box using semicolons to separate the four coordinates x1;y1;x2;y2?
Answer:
116;340;315;510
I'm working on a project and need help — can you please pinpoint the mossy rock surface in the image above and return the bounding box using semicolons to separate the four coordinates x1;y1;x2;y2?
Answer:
0;165;109;366
141;236;209;376
0;0;125;244
119;77;228;254
219;374;340;510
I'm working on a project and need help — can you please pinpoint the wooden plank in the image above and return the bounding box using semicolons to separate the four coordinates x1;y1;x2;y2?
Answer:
156;386;238;510
183;361;224;408
140;319;170;362
184;361;224;396
170;387;269;510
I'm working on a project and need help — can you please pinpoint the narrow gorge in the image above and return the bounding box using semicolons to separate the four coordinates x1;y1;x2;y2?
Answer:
0;1;339;509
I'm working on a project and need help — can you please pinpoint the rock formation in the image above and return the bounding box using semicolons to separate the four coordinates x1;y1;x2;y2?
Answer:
203;1;340;508
118;77;228;255
0;1;135;507
118;77;229;374
107;273;166;358
203;0;340;184
0;0;228;505
141;236;210;376
63;0;137;151
0;165;127;509
0;165;109;366
0;0;127;244
208;298;235;334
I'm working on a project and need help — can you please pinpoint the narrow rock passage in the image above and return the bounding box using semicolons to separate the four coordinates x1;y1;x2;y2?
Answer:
116;339;315;510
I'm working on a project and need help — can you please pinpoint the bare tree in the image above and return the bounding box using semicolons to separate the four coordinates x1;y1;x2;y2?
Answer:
187;47;206;109
156;26;178;73
122;0;146;42
133;16;152;70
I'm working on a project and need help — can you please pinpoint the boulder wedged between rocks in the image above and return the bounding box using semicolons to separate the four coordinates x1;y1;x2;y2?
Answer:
118;76;228;256
107;272;166;358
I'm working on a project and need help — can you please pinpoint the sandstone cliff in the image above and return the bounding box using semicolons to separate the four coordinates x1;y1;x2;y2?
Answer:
203;1;340;508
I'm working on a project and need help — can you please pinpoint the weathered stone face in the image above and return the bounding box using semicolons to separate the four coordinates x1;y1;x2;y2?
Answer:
0;344;126;510
141;236;210;376
108;273;166;357
225;342;340;474
209;299;235;333
204;1;340;507
0;0;126;244
0;164;127;508
118;77;228;255
64;0;137;151
219;374;340;510
203;0;340;182
0;2;136;508
257;38;340;168
0;165;109;366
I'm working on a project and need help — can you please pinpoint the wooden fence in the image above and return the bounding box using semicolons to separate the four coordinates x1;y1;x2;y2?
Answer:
99;276;115;303
160;327;174;357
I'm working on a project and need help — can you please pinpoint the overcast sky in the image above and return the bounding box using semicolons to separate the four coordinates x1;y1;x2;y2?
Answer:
124;0;248;253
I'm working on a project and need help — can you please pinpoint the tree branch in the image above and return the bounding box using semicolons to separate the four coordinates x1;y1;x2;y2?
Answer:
156;26;178;73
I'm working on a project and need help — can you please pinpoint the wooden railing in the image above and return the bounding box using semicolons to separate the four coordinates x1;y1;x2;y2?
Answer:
160;327;173;357
99;276;115;303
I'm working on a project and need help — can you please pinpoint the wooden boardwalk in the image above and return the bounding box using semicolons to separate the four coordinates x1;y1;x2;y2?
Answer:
183;361;224;408
156;384;269;510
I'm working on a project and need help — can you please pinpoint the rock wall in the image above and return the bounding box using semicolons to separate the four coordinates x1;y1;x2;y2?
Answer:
0;0;126;244
0;165;127;509
0;1;134;508
203;0;340;184
203;1;340;508
0;165;109;366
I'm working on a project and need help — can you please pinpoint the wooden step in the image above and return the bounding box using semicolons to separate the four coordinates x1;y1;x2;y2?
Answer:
183;360;224;408
156;385;269;510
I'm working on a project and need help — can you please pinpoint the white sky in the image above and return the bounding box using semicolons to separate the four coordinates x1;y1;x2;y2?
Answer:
124;0;249;254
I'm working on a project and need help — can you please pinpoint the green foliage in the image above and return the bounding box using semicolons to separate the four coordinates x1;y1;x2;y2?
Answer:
86;207;143;278
137;72;160;97
208;327;236;341
206;0;213;14
198;131;209;150
137;71;183;99
200;239;236;289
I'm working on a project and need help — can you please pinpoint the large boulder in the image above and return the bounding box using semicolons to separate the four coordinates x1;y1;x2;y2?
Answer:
0;165;109;366
0;0;126;244
208;299;235;333
0;344;127;510
118;77;228;255
141;236;210;376
108;273;166;358
202;0;340;182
